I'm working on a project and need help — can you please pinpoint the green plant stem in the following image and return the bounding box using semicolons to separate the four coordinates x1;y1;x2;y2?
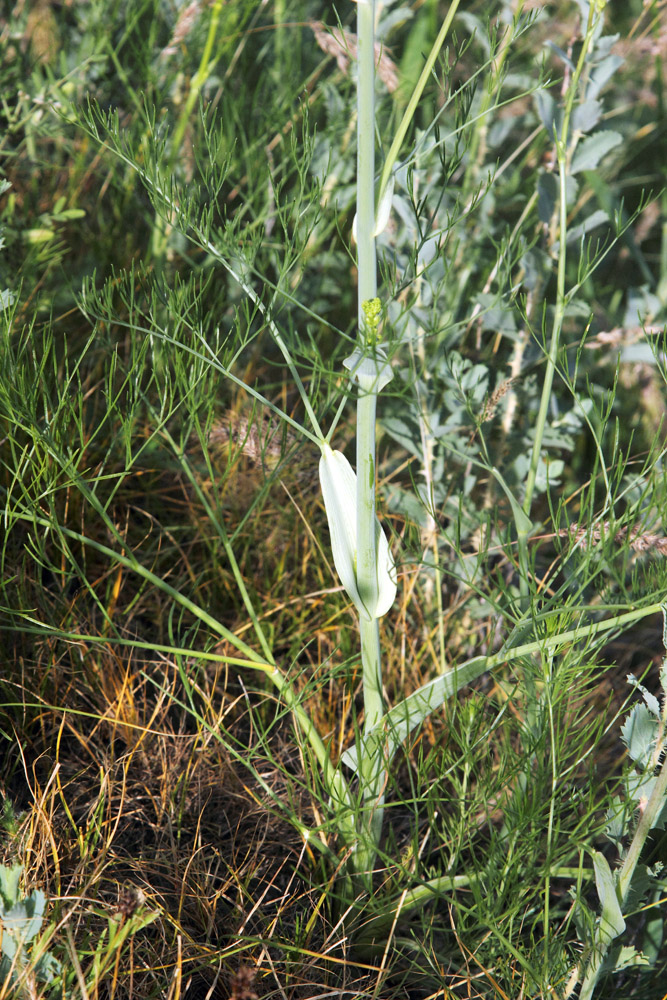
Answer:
460;1;523;206
519;1;605;600
356;0;377;311
354;615;386;875
356;390;380;630
151;0;225;262
158;423;275;664
168;0;223;175
361;860;596;941
362;602;667;755
351;0;387;885
377;0;462;210
542;650;559;983
408;158;446;670
577;743;667;1000
521;152;568;519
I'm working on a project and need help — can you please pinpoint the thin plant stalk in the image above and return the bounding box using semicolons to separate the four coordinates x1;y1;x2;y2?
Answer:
355;0;380;640
168;0;224;176
575;722;667;999
519;1;607;596
377;0;462;210
352;0;386;881
151;0;224;262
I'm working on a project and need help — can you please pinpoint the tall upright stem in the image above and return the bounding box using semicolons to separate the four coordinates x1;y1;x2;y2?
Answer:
353;0;386;881
356;0;377;311
355;0;383;733
519;2;604;600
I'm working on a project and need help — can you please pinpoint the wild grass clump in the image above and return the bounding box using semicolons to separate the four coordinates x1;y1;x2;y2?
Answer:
1;1;667;997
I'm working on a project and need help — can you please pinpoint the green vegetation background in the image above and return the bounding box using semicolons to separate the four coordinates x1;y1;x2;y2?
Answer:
1;1;667;998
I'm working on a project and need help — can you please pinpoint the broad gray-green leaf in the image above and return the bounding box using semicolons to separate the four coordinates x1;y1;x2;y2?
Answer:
588;51;624;99
625;771;655;809
382;416;422;459
621;704;657;768
545;41;574;70
592;850;625;942
572;98;602;134
565;209;610;244
343;348;394;392
0;863;22;911
626;673;661;717
537;171;577;224
535;90;562;139
610;945;650;971
571;131;622;174
2;891;46;945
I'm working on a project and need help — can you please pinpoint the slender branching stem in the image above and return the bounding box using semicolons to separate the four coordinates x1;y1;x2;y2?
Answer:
377;0;462;209
520;1;606;599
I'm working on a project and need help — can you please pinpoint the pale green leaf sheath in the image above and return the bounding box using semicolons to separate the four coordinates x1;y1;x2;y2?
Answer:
319;443;396;621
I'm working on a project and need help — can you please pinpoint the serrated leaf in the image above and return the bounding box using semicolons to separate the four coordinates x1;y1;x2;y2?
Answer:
621;704;657;768
571;130;622;174
592;850;625;942
650;796;667;832
626;673;661;717
610;945;650;971
36;948;62;982
0;955;12;980
382;416;423;460
625;771;655;809
587;52;624;99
